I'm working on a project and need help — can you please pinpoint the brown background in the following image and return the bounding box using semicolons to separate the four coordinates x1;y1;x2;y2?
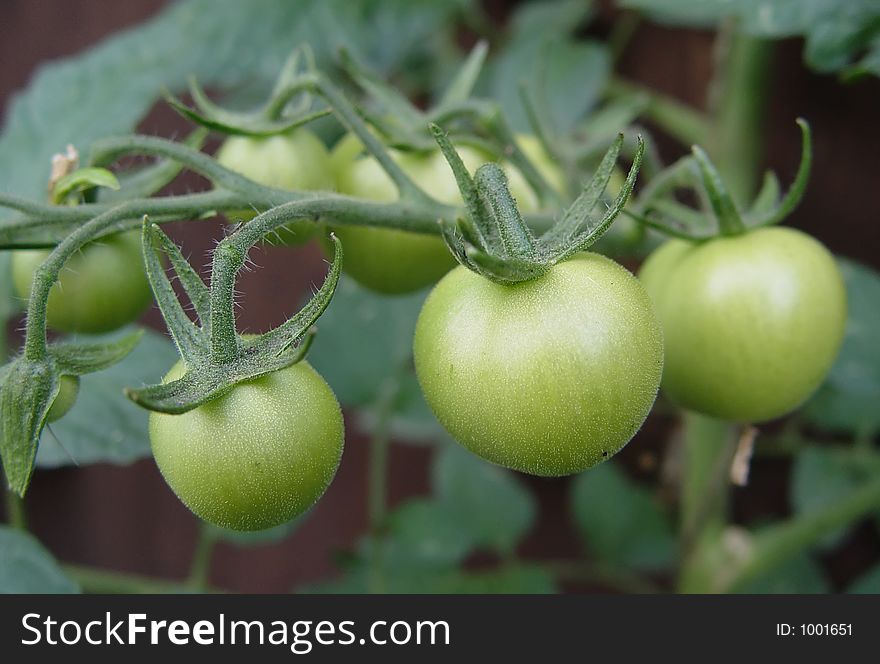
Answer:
1;0;878;592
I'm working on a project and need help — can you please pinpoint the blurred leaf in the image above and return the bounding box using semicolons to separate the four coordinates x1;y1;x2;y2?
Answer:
36;328;178;468
849;564;880;593
306;276;425;407
803;259;880;437
735;552;830;594
432;443;537;555
570;462;675;570
355;371;442;445
207;511;310;546
387;499;477;567
0;0;464;200
790;446;872;550
483;0;609;133
0;526;79;593
620;0;880;77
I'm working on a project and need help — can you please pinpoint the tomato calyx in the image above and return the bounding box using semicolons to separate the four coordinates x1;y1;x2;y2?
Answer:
430;124;645;284
166;48;331;137
625;118;812;241
124;218;342;415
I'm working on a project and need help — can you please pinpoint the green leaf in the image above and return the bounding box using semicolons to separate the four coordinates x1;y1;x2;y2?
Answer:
789;446;872;550
570;462;675;570
387;499;477;567
735;552;830;594
36;329;178;468
52;167;119;204
49;328;144;377
0;526;79;593
803;259;880;436
483;0;608;133
0;0;463;201
849;564;880;593
620;0;880;77
432;443;536;555
305;276;425;407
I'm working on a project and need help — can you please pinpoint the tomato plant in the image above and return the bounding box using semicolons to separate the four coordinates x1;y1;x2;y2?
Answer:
0;0;878;602
11;230;152;334
414;254;663;475
640;227;846;422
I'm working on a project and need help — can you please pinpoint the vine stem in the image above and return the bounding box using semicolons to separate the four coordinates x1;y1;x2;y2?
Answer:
367;373;402;594
726;475;880;592
4;489;27;530
186;523;218;591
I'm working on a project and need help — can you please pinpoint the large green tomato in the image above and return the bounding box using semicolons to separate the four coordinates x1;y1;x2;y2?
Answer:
216;128;333;245
149;360;344;531
329;134;564;295
413;253;664;476
638;226;846;422
12;230;152;334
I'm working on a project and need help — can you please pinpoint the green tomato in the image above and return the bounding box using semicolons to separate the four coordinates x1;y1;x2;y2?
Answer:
216;128;333;245
149;360;344;531
46;375;79;423
329;134;564;295
638;226;846;422
413;253;664;476
12;230;152;334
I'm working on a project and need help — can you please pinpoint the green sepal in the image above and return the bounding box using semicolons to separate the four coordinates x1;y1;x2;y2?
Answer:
0;359;57;495
48;329;144;377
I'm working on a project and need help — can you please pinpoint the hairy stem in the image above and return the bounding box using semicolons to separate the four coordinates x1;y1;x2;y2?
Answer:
4;489;27;530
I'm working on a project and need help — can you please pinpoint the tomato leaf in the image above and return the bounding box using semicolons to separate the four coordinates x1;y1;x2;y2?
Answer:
0;526;79;593
570;462;675;571
790;446;874;550
803;259;880;437
0;0;464;201
734;552;830;594
37;329;178;468
49;328;144;377
483;0;609;133
432;443;537;555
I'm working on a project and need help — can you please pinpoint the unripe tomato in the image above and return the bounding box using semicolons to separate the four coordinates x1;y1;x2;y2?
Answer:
413;253;664;476
328;133;564;295
149;360;344;531
12;230;152;334
46;375;79;423
638;226;846;422
216;128;333;245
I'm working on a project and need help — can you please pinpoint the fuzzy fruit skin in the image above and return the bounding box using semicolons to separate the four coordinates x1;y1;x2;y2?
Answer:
328;134;563;295
215;128;333;245
638;226;846;422
12;231;152;334
413;254;664;476
149;360;344;531
46;375;79;423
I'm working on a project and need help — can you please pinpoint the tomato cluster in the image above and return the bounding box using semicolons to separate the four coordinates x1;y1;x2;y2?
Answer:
21;126;845;533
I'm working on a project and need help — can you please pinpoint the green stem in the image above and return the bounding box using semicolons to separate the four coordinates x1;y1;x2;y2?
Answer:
605;78;711;147
4;489;27;530
367;375;400;595
64;564;219;594
726;476;880;592
707;25;772;205
187;523;218;591
677;412;736;589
